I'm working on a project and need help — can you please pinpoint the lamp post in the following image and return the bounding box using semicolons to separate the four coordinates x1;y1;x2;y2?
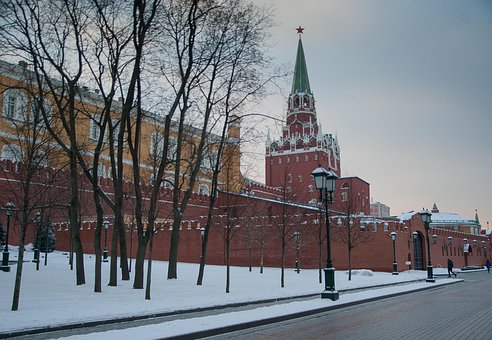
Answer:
33;211;41;267
199;227;205;259
102;218;109;263
312;166;339;300
1;201;15;272
419;209;435;283
293;231;301;273
390;231;398;275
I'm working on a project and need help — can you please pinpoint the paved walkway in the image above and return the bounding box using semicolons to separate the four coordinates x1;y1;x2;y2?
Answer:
207;271;491;340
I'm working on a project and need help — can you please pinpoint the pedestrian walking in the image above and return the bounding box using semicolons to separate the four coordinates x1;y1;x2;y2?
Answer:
486;259;491;273
447;258;457;278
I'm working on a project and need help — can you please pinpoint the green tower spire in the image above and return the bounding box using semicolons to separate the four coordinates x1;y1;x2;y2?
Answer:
291;31;312;95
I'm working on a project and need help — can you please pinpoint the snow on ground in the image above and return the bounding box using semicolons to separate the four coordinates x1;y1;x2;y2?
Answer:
0;246;461;338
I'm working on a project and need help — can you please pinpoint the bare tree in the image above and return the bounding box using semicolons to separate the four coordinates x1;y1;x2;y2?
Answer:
0;71;66;310
0;0;97;286
193;0;275;285
333;186;372;280
272;166;304;288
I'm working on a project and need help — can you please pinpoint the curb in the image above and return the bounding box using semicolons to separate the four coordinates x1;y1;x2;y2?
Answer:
167;279;464;339
0;278;457;339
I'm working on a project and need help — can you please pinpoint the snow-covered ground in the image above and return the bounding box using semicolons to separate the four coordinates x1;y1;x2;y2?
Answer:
0;246;462;338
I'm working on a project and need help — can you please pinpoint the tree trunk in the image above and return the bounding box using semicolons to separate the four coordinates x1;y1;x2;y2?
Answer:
11;224;27;311
116;213;129;280
260;244;264;274
133;236;148;289
108;220;119;286
93;206;103;293
281;243;285;288
226;237;230;293
348;247;352;281
167;220;181;279
145;230;154;300
70;154;85;285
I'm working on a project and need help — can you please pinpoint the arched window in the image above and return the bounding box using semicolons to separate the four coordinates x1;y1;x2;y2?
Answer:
2;89;27;122
303;96;310;108
29;97;52;129
293;95;299;108
1;144;22;162
199;184;209;195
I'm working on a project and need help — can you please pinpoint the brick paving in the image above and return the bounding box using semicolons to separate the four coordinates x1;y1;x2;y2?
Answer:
214;272;492;339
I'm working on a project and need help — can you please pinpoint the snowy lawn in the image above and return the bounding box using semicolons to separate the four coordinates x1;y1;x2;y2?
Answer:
0;246;458;336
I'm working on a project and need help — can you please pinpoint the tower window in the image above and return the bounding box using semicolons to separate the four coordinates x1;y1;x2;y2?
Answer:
293;96;299;108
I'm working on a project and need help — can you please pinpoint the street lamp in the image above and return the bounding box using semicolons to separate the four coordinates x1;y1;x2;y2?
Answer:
199;227;205;259
293;231;301;273
390;231;398;275
312;166;339;300
1;201;15;272
419;209;435;283
102;218;109;263
33;211;41;267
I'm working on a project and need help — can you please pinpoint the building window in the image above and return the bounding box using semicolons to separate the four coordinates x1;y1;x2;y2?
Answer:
308;185;313;193
286;157;290;163
305;154;308;161
1;144;22;163
167;137;177;160
164;177;174;188
278;158;282;164
288;174;292;183
150;132;164;157
29;97;52;130
341;192;348;202
199;184;209;195
270;159;273;165
371;222;377;232
298;175;302;183
2;89;27;122
296;155;299;162
314;153;318;161
89;115;101;141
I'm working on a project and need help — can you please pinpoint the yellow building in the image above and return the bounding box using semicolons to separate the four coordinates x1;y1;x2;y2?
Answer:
0;59;242;195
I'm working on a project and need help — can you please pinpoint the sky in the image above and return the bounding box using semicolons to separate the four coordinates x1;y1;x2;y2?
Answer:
0;248;453;338
246;0;492;227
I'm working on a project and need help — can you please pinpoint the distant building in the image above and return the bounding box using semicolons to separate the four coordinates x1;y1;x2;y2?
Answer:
399;203;482;235
370;200;390;217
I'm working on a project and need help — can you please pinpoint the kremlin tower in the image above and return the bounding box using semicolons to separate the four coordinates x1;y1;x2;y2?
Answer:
265;27;341;204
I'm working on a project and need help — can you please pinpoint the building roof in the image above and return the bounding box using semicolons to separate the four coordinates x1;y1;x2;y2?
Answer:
397;210;477;225
291;37;311;95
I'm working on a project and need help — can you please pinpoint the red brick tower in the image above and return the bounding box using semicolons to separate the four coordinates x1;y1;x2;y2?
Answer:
265;27;340;203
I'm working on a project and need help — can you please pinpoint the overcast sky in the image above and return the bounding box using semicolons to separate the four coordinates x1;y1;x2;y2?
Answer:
247;0;492;227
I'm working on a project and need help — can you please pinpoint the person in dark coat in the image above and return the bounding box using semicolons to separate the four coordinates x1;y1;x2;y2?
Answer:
447;258;457;277
486;259;491;273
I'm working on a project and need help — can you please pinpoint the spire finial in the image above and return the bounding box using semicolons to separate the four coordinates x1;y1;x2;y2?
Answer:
296;25;304;37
